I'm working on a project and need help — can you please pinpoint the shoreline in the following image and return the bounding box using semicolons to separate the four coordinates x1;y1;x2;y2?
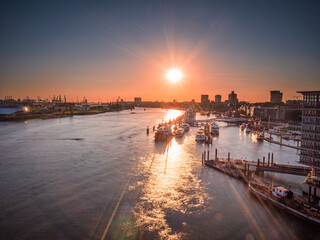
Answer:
0;109;117;122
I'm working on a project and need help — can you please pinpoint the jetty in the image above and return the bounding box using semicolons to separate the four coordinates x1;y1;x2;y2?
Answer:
264;136;300;150
202;149;311;182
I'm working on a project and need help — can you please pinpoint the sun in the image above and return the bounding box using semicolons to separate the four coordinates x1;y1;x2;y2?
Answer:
166;68;183;83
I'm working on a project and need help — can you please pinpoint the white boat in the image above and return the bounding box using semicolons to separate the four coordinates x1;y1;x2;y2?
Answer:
155;124;172;141
272;186;289;198
195;131;205;142
185;108;196;124
182;123;190;131
175;128;184;138
210;123;219;135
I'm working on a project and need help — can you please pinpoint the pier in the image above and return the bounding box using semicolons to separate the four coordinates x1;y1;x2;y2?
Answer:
264;136;300;150
202;149;311;182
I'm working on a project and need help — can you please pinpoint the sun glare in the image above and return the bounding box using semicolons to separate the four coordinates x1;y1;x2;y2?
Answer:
166;68;182;83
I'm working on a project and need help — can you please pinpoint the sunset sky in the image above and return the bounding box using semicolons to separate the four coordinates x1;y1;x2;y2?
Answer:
1;0;320;102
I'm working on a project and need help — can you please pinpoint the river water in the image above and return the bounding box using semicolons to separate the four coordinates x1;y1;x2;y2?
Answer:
0;108;318;240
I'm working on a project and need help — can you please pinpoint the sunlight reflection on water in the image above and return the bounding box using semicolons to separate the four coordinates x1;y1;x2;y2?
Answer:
163;109;183;122
131;138;211;239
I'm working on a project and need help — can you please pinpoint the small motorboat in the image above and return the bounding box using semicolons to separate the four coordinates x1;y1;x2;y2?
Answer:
195;131;206;142
210;122;219;135
175;128;184;138
182;123;190;131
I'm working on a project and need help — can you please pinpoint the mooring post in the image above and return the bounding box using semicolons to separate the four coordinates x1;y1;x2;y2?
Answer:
257;158;260;167
308;186;311;203
263;157;265;166
268;157;270;167
207;151;209;161
271;156;273;166
202;153;203;165
268;153;270;163
215;148;217;161
228;152;230;162
271;153;274;165
204;151;206;162
147;126;149;135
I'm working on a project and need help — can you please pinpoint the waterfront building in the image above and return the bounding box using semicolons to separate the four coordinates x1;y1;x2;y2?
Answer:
215;95;222;103
298;91;320;201
228;91;238;105
134;97;142;105
270;90;283;104
252;106;285;121
201;95;209;105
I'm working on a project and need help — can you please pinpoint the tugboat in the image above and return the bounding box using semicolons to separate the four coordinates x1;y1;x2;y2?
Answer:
249;181;320;225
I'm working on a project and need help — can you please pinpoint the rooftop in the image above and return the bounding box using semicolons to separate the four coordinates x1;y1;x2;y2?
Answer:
297;91;320;94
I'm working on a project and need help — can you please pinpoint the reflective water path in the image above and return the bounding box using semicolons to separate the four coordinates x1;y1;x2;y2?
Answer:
0;108;319;239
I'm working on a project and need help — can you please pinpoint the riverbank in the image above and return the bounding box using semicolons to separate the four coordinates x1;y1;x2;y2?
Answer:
0;109;115;122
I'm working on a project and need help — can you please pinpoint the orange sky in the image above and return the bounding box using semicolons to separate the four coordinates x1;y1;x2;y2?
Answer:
1;52;315;103
1;1;320;103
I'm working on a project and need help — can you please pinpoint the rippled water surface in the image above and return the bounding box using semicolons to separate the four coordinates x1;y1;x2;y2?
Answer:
0;108;319;239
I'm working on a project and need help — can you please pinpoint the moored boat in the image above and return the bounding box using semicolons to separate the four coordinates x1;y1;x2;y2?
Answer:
257;132;264;141
210;122;219;135
182;123;190;131
195;131;205;142
185;108;196;124
282;133;291;140
249;181;320;225
175;128;184;138
155;124;172;141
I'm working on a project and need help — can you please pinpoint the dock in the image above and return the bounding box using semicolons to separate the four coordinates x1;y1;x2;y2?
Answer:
264;137;300;150
202;149;311;181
